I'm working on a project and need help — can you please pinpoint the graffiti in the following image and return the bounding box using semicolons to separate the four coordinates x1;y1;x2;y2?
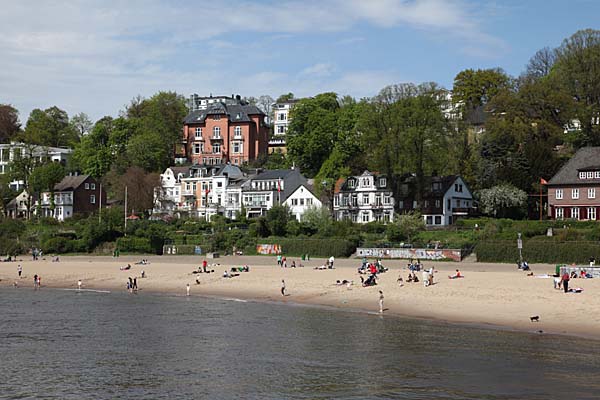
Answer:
356;248;462;262
256;244;282;255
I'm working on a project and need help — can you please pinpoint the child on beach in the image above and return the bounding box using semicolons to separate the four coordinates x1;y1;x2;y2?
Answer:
379;290;384;313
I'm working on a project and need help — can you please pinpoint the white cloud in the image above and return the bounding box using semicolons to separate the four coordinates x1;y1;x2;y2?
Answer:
301;63;336;77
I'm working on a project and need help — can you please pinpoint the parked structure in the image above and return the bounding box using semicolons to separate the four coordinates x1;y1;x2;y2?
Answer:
179;95;269;166
547;147;600;220
37;175;106;221
395;174;475;226
333;171;395;223
269;99;298;154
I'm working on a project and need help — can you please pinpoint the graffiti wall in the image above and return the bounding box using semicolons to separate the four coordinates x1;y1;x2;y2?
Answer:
256;244;282;255
356;248;462;261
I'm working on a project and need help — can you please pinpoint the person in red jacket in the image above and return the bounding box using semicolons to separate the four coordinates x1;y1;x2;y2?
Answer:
561;272;570;293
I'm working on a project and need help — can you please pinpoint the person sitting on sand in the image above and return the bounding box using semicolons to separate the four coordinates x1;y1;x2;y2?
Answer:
120;264;131;271
291;260;296;268
407;273;414;282
141;270;146;278
315;264;327;270
570;271;577;279
448;269;462;279
196;277;201;285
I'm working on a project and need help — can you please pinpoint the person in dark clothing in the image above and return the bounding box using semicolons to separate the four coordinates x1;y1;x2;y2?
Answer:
562;272;570;293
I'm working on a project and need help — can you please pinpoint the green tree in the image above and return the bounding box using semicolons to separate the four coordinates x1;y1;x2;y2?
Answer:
70;112;93;136
552;29;600;145
452;68;513;111
286;93;340;177
0;104;21;143
22;106;79;147
29;162;66;214
266;204;291;237
386;211;424;243
276;92;294;103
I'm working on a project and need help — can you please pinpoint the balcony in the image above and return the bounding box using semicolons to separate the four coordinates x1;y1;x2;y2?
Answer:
245;201;268;208
268;138;286;146
210;135;223;140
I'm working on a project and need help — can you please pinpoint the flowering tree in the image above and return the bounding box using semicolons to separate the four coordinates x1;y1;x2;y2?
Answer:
478;184;527;218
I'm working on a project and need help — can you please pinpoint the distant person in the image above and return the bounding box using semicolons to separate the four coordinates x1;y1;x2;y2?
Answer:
328;256;335;269
448;269;462;279
33;274;38;289
141;270;146;278
379;290;384;313
78;279;82;291
17;265;22;278
202;259;208;273
281;279;286;296
37;276;41;288
186;283;190;296
561;271;570;293
277;254;282;267
133;278;138;291
283;256;287;268
291;260;296;268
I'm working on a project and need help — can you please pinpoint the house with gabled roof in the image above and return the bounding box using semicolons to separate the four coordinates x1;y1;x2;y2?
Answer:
547;147;600;220
180;95;269;166
37;174;106;221
333;171;395;223
241;168;307;218
282;182;322;221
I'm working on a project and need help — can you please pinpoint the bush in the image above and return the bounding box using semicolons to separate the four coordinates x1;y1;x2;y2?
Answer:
475;240;600;264
116;237;154;254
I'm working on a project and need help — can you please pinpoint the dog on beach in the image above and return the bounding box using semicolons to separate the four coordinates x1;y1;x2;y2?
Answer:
530;315;540;322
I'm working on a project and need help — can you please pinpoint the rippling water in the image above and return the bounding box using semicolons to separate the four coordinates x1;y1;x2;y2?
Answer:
1;288;599;399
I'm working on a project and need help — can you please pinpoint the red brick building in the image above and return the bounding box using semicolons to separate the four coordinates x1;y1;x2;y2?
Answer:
180;97;269;166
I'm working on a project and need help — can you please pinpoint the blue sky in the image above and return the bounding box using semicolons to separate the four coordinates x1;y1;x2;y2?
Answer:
0;0;598;123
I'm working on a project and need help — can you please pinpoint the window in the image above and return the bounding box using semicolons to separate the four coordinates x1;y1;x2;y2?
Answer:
426;216;433;225
447;199;451;209
435;200;440;208
589;207;597;221
292;199;298;206
424;200;429;208
580;172;586;179
213;126;221;138
85;183;89;190
300;199;304;206
278;113;287;121
379;178;386;187
362;194;369;205
232;142;241;154
413;200;418;209
195;127;202;138
90;195;96;204
277;125;285;134
588;171;594;179
398;200;403;209
351;214;358;222
348;180;355;188
213;115;221;120
572;207;580;220
455;199;460;207
334;196;339;206
362;212;369;222
556;189;563;200
307;198;312;205
435;216;442;225
217;182;222;188
384;195;391;205
572;189;579;199
351;194;357;206
596;171;600;179
589;188;596;199
91;183;96;190
213;143;221;153
234;126;242;137
194;143;204;154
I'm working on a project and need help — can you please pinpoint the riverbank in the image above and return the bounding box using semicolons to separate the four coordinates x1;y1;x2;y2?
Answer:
1;255;599;339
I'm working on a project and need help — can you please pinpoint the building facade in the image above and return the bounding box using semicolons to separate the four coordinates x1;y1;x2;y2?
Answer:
269;100;298;154
181;96;269;166
547;147;600;220
395;175;475;226
0;143;72;190
333;171;395;223
38;175;106;221
283;183;322;221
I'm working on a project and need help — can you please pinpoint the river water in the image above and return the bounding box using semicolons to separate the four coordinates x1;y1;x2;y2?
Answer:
1;288;599;399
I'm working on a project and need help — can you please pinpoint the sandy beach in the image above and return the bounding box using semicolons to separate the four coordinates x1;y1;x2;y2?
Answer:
1;254;599;339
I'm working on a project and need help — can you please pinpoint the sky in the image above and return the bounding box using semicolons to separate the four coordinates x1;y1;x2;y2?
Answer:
1;0;599;123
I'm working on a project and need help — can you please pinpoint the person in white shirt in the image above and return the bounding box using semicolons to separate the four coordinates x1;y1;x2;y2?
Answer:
77;280;82;290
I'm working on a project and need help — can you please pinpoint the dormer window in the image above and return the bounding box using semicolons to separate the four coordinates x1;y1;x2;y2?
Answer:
213;115;221;120
348;179;355;188
379;178;386;187
587;171;594;179
580;172;586;179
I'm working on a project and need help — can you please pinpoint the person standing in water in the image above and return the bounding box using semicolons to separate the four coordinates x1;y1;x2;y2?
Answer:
186;283;190;296
379;290;384;313
77;279;82;291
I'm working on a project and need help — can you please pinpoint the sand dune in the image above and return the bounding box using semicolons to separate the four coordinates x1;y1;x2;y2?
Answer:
1;255;599;339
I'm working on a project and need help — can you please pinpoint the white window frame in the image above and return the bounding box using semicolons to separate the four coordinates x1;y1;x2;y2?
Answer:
589;207;597;221
213;126;220;138
572;207;580;220
90;195;96;204
195;127;202;138
556;207;564;220
84;183;89;190
362;194;369;205
580;172;586;179
232;142;241;154
91;183;96;190
589;188;596;199
588;171;594;179
556;189;563;200
212;143;221;153
234;126;242;137
596;171;600;179
572;188;579;199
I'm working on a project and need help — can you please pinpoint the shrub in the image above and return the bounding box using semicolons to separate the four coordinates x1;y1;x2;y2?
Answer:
475;240;600;264
116;237;154;254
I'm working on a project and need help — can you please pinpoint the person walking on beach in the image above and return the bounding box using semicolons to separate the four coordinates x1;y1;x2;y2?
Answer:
562;271;570;293
186;283;190;296
277;254;282;267
283;256;287;268
379;290;384;313
281;279;286;296
77;279;82;291
37;275;41;288
33;274;38;289
202;259;208;273
17;265;22;278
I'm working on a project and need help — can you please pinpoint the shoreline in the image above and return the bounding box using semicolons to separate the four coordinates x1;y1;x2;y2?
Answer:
2;255;599;340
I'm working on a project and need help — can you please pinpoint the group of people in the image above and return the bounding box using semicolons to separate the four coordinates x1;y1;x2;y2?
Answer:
126;276;138;292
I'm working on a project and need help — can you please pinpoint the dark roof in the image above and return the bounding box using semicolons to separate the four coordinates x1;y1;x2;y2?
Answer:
168;166;190;177
247;169;307;201
395;175;462;199
253;169;297;180
54;175;90;191
548;147;600;185
183;102;265;124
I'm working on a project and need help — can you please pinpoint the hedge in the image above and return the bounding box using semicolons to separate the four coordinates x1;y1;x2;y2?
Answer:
475;240;600;264
261;237;356;258
116;237;154;254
